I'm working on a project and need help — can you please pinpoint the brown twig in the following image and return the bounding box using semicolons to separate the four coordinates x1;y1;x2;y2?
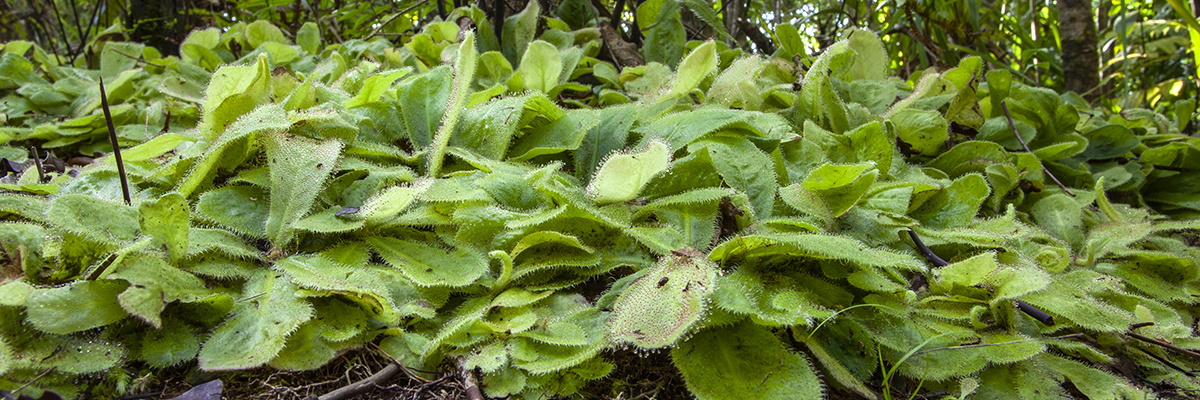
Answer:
161;109;171;133
317;363;401;400
1127;331;1200;361
99;77;132;206
368;342;434;382
1135;347;1197;377
456;357;485;400
83;253;118;281
11;367;56;395
1000;101;1076;196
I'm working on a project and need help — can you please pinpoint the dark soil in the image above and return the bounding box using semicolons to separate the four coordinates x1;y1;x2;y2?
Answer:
137;348;464;400
577;349;691;399
125;346;696;400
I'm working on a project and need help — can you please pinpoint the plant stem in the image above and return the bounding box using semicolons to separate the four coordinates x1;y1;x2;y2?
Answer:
1000;101;1075;196
10;367;55;395
317;363;401;400
1135;347;1196;377
366;0;431;40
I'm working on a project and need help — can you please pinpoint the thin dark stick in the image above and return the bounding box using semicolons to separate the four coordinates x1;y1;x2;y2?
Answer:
368;342;435;380
1128;331;1200;360
29;146;45;182
907;228;948;266
99;77;131;206
317;363;400;400
1000;101;1076;196
65;0;85;59
1135;347;1196;377
22;2;57;61
11;367;56;395
493;0;505;47
1016;299;1055;326
79;1;104;65
611;0;626;30
1130;322;1155;330
327;13;346;44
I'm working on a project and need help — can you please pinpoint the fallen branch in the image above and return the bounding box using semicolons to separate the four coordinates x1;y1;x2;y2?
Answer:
457;357;486;400
316;363;401;400
1135;347;1196;377
11;367;56;396
1127;331;1200;361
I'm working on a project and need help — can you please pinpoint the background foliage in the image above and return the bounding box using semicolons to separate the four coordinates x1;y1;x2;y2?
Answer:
3;0;1200;118
1;1;1200;400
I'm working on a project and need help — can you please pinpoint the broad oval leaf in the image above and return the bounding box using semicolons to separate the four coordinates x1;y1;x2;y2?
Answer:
26;280;130;334
587;138;671;204
668;40;717;98
197;272;314;370
367;236;488;287
673;321;823;400
608;251;717;349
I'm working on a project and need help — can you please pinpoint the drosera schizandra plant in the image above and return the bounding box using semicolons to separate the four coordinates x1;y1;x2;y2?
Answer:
0;17;1198;400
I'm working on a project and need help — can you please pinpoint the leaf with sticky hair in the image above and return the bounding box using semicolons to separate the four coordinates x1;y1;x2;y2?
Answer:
427;32;477;177
45;193;139;247
197;271;314;370
367;236;488;287
263;131;343;252
587;138;671;205
608;251;717;349
674;321;824;400
139;192;190;262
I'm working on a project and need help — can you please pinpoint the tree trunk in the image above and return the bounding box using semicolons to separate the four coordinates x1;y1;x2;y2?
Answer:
1057;0;1100;100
